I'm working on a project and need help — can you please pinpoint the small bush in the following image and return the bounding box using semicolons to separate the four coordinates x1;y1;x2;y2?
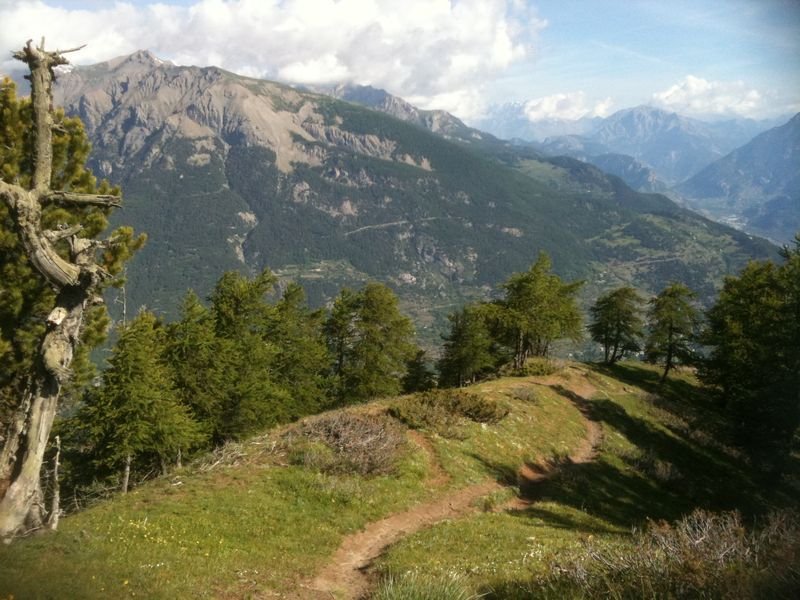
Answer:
283;412;406;476
446;390;510;424
375;572;482;600
511;386;538;403
390;390;509;438
517;358;561;377
389;395;463;439
486;509;800;599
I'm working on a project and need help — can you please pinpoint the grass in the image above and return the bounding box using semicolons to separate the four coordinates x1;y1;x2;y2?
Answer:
0;367;587;599
2;362;797;598
375;362;800;596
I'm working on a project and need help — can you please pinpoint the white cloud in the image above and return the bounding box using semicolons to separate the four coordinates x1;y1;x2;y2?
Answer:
522;91;612;121
0;0;546;119
651;75;766;118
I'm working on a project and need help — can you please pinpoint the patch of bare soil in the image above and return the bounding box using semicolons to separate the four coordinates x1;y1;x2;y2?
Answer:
290;369;603;600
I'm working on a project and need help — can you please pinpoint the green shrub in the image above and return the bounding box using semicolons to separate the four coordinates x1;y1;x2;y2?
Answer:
389;395;463;439
511;386;538;403
389;390;509;438
283;412;406;476
518;358;561;377
445;390;509;424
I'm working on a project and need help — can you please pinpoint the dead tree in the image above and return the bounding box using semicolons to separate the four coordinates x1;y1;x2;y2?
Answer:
0;40;124;539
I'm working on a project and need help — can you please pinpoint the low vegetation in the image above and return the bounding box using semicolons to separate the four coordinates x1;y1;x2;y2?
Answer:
492;509;800;599
389;389;509;439
374;363;800;598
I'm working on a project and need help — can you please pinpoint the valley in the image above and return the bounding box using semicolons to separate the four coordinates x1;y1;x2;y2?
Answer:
50;52;778;349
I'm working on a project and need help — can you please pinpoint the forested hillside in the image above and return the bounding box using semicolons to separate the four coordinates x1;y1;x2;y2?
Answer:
51;52;776;346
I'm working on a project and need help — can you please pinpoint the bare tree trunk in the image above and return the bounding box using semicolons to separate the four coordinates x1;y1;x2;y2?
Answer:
121;454;131;495
47;435;60;530
0;40;122;540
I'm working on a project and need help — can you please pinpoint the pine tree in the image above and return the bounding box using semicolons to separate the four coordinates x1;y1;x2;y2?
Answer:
208;269;291;440
76;312;200;492
325;283;416;403
402;349;436;393
589;286;645;364
700;237;800;474
166;291;225;446
269;282;333;415
493;252;583;369
437;305;495;387
645;283;700;384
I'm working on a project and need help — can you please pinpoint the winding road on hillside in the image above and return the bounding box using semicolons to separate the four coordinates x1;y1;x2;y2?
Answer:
292;369;603;600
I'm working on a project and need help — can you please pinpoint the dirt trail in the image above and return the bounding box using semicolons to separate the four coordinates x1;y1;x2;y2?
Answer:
293;370;602;600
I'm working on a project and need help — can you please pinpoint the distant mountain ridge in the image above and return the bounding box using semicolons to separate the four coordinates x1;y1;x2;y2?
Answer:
677;113;800;244
477;102;784;185
52;51;775;345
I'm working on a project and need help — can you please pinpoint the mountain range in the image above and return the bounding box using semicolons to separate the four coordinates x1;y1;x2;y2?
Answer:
677;114;800;244
51;51;776;346
470;102;797;244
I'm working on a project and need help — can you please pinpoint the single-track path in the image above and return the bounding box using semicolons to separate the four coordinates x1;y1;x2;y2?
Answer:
293;368;602;599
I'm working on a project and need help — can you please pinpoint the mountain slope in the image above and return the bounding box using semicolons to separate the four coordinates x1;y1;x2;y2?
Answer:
1;363;796;598
53;52;775;342
677;114;800;244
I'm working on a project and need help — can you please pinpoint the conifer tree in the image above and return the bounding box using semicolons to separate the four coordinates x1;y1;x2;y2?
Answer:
402;349;436;393
209;269;291;439
700;236;800;473
437;305;494;387
166;291;225;446
645;283;700;384
325;283;415;403
269;282;332;415
589;286;645;364
493;252;583;369
75;312;200;492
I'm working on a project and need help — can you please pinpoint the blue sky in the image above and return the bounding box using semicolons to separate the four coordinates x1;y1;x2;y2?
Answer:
1;0;798;121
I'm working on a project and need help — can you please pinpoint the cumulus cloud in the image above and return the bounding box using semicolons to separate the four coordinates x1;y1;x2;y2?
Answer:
522;91;613;121
0;0;546;119
651;75;767;118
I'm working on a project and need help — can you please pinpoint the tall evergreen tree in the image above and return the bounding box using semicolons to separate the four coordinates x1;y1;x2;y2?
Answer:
494;252;583;369
208;270;292;440
268;282;332;415
166;291;225;446
589;286;645;364
437;305;495;387
403;349;437;393
75;312;200;492
325;283;415;403
700;237;800;473
645;283;700;384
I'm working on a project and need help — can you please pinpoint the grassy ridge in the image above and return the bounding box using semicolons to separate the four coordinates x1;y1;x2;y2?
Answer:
0;373;586;598
1;363;796;598
375;364;800;596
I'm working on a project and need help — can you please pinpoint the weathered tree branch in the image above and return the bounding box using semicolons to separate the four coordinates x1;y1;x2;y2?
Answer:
43;225;83;242
41;191;122;208
0;180;21;210
13;40;57;192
